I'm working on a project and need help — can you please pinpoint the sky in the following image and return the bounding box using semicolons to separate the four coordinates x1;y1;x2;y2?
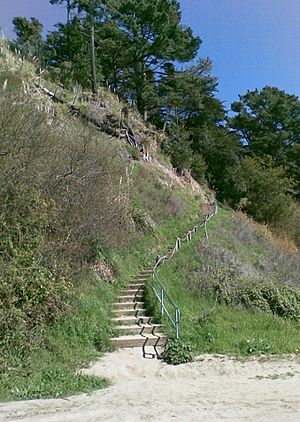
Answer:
1;0;300;110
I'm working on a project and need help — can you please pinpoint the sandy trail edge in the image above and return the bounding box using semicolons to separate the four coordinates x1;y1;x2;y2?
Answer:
1;349;300;422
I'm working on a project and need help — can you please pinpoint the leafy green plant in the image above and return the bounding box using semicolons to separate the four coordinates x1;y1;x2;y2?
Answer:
239;337;271;355
162;338;194;365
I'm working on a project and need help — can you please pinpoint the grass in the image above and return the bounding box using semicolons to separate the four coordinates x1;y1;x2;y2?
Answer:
146;205;300;357
0;273;114;401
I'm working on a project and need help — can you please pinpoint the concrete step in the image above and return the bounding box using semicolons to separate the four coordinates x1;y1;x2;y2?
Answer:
112;308;146;316
110;334;167;348
113;301;144;309
112;315;151;325
115;324;161;334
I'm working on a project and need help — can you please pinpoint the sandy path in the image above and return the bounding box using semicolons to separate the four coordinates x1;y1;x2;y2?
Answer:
1;349;300;422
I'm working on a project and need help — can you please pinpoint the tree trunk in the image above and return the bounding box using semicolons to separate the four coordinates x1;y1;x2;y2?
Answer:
89;0;97;97
67;0;71;59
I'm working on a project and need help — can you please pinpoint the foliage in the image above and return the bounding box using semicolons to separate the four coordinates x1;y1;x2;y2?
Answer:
239;337;271;355
145;206;300;357
0;91;133;357
191;125;243;199
158;59;222;128
162;338;194;365
209;270;300;321
228;86;300;199
12;17;44;60
228;157;294;227
228;86;300;162
0;273;114;401
0;185;71;355
47;0;201;116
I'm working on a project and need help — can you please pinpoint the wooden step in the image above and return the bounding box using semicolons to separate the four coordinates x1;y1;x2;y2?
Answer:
127;283;145;288
115;324;161;334
131;275;149;280
112;308;146;316
110;334;167;348
130;278;149;283
116;295;143;302
113;301;144;309
120;288;144;295
112;315;151;325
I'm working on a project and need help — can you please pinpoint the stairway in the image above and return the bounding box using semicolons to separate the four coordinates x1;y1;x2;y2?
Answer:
110;267;167;349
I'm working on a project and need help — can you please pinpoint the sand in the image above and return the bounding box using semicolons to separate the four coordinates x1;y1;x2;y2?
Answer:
1;348;300;422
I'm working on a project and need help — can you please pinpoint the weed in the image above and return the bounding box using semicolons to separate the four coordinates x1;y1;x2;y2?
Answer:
239;338;271;355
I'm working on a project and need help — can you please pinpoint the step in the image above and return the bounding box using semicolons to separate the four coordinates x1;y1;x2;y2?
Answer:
120;289;144;295
115;324;161;334
113;301;144;309
130;278;149;283
112;308;146;316
127;283;145;288
131;275;150;279
110;334;167;348
116;295;143;302
112;315;151;325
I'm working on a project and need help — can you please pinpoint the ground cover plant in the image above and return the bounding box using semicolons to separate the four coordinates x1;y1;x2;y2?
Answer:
146;206;300;360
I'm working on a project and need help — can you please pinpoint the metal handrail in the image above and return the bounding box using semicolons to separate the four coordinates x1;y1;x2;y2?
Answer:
151;272;181;338
149;199;218;339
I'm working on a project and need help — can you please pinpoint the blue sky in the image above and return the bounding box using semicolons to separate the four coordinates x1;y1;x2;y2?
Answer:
1;0;300;109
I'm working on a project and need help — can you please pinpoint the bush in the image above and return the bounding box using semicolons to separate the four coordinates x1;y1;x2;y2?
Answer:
241;282;300;320
0;184;72;355
208;271;300;321
0;92;134;355
162;338;194;365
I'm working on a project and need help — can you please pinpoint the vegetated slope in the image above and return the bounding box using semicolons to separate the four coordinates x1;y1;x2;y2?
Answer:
0;38;299;401
0;39;207;401
147;206;300;361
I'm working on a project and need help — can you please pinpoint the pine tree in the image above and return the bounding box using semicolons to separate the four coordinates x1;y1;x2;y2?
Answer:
12;17;44;59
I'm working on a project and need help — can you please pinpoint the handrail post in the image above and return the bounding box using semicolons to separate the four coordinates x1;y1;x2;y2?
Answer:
161;287;164;317
175;308;180;339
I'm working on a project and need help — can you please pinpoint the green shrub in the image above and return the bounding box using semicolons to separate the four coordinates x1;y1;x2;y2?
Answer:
208;271;300;321
240;282;300;320
162;338;194;365
0;184;72;355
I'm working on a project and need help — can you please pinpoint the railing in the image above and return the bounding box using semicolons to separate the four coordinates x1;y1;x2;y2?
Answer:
151;271;181;338
149;198;218;339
